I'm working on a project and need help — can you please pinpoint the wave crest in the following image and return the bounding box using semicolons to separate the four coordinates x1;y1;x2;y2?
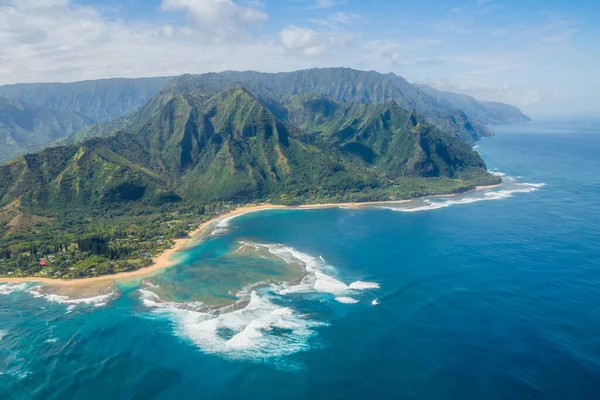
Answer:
27;286;117;308
141;243;380;362
395;174;545;213
0;283;30;295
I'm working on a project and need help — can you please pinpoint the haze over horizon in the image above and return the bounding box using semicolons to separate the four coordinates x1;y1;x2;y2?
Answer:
0;0;598;119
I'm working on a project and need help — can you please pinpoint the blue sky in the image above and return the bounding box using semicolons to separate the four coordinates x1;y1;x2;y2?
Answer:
0;0;598;117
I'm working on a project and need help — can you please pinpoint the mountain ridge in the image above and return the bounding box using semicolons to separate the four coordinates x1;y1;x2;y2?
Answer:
0;68;530;155
0;83;501;279
0;85;498;211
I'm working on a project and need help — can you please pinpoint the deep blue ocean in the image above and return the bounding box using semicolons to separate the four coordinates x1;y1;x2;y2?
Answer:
1;121;600;399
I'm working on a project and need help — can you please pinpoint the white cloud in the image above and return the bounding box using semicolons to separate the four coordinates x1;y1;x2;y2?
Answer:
280;25;327;56
161;0;267;40
0;0;289;83
0;0;595;116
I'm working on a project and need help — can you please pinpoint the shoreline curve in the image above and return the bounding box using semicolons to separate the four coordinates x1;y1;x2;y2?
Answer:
0;185;501;286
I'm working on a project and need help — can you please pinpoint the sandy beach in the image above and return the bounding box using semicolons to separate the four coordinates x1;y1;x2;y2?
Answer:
0;185;499;287
0;204;288;287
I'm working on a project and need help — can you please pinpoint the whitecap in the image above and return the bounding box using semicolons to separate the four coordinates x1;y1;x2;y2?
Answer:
139;288;205;311
211;210;259;236
518;182;546;188
396;182;545;213
269;246;380;298
313;272;349;294
239;241;300;266
28;287;116;307
0;283;29;295
372;299;380;306
335;296;359;304
349;281;380;290
149;291;325;361
143;281;160;289
141;244;382;362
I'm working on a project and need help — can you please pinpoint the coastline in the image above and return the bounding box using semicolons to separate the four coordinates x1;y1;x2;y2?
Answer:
0;184;501;286
0;204;287;287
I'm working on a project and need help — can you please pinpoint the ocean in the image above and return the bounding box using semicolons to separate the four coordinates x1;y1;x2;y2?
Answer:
1;120;600;399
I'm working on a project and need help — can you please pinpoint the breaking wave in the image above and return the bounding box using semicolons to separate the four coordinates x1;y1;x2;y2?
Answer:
0;283;30;295
140;243;380;363
0;282;117;308
143;289;325;362
335;296;359;304
27;287;117;308
394;174;545;213
139;287;205;311
210;210;265;236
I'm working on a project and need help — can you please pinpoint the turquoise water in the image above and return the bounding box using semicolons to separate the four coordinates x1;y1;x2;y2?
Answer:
2;121;600;399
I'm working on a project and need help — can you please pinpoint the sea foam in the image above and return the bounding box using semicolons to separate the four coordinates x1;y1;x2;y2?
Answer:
146;290;324;361
139;288;205;311
395;176;545;213
349;281;381;290
27;287;116;307
335;296;359;304
0;283;29;295
141;243;380;362
283;247;379;298
211;210;260;236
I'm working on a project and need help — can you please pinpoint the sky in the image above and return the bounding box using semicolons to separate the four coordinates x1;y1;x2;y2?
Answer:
0;0;598;118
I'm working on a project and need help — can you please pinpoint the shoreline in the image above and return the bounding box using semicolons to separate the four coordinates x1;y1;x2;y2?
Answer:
0;184;501;286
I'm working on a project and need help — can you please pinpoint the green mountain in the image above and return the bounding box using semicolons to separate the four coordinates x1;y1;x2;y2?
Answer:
0;84;502;278
0;68;531;155
0;86;498;211
0;97;93;163
282;94;487;178
156;69;495;144
415;84;532;125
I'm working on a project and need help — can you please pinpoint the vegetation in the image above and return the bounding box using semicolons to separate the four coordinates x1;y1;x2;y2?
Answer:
0;201;210;278
0;79;503;279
